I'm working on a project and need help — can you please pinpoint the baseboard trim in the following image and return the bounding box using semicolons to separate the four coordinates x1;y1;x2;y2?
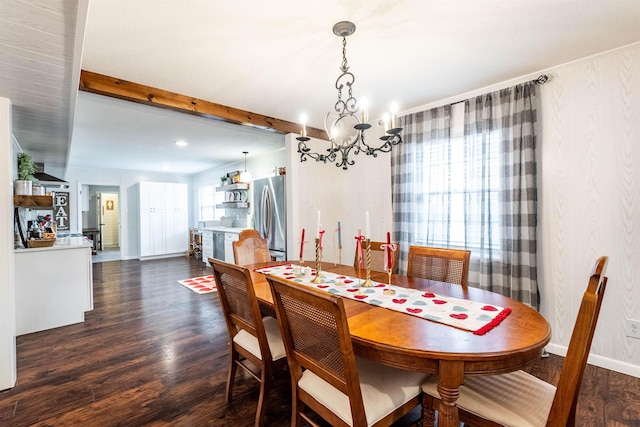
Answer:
546;344;640;378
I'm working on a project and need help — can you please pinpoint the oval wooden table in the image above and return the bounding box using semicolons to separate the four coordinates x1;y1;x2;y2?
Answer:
247;261;551;427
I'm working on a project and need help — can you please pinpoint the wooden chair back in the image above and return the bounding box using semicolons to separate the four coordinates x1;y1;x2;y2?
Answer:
211;258;273;364
407;245;471;288
353;240;400;274
233;229;270;266
547;255;608;425
267;276;368;426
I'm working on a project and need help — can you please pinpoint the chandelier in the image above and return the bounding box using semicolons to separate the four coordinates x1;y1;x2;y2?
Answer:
296;21;402;170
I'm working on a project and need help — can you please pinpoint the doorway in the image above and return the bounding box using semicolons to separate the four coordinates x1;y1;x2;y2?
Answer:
82;185;121;262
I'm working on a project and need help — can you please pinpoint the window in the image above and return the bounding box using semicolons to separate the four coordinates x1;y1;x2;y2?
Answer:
415;103;501;251
199;185;215;221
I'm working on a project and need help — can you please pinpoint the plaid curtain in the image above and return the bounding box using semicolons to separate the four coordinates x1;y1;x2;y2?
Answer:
392;82;539;309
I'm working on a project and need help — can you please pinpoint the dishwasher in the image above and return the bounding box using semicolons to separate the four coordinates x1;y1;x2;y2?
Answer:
212;231;225;261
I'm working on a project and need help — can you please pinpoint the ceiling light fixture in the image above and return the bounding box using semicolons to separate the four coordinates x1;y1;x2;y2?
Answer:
240;151;252;183
175;140;187;147
296;21;402;170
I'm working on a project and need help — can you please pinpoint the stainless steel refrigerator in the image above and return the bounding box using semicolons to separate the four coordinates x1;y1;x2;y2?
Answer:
253;175;287;261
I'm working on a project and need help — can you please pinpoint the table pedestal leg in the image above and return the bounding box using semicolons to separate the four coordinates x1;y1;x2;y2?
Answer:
437;360;464;427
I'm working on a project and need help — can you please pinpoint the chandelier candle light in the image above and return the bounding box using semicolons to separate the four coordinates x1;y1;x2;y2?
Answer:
296;21;403;170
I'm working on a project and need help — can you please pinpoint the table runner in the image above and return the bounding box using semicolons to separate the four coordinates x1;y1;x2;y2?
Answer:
255;264;511;335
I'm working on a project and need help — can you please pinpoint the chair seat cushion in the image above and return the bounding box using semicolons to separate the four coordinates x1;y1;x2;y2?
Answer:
233;316;286;361
299;356;427;426
422;370;556;427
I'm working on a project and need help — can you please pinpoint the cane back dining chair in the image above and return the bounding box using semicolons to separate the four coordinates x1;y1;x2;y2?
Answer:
421;255;609;427
407;246;471;288
233;229;270;266
353;240;400;274
266;275;427;427
210;258;287;427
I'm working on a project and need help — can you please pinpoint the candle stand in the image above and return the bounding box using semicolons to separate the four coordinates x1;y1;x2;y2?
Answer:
361;239;374;287
311;238;323;284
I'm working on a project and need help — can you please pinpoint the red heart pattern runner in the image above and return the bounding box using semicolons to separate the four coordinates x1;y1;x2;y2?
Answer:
255;264;511;335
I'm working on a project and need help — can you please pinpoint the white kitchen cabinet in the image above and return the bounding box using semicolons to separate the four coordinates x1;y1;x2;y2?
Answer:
201;230;213;266
15;238;93;335
138;182;188;258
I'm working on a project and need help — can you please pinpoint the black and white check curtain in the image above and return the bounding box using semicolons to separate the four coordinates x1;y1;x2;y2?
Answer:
392;82;539;309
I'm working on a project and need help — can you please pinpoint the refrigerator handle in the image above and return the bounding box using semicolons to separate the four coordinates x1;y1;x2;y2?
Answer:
261;186;272;240
265;188;272;240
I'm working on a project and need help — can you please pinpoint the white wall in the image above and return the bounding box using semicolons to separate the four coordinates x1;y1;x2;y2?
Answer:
537;42;640;377
0;97;17;390
64;166;190;260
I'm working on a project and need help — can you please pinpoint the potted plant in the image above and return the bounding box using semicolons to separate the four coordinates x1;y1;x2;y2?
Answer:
220;175;228;186
15;152;36;195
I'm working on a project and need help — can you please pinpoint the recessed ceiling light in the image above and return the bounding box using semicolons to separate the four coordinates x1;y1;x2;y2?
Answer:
175;140;187;147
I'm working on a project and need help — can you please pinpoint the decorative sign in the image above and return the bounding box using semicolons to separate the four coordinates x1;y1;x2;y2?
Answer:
53;191;70;233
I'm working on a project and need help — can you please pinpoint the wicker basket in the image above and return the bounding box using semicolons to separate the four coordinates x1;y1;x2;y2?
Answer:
27;238;56;248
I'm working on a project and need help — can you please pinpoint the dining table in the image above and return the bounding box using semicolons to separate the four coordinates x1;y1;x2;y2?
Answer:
246;260;551;427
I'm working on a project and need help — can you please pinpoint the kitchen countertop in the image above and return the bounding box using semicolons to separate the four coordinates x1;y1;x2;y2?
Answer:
15;236;93;253
200;226;252;234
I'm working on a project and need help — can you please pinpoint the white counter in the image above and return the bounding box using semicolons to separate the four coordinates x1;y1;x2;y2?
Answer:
14;236;92;253
200;226;251;234
14;236;93;335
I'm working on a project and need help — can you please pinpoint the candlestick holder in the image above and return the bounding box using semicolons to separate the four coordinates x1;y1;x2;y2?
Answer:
383;268;396;295
311;238;323;284
335;246;344;286
296;258;305;277
361;239;374;287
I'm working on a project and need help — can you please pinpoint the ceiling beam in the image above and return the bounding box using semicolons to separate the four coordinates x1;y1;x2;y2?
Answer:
79;70;327;140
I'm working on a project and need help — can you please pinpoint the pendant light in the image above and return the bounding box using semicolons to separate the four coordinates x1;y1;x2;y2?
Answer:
240;151;252;183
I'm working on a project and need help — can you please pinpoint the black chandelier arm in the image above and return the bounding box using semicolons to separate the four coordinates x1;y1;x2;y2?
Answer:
298;137;339;164
358;126;403;156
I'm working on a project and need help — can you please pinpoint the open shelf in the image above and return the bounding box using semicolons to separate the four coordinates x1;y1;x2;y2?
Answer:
14;195;54;208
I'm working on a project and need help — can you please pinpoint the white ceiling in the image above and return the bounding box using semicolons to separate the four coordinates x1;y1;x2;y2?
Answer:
3;0;640;175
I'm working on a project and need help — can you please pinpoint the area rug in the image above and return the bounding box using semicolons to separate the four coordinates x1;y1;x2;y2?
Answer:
177;275;217;294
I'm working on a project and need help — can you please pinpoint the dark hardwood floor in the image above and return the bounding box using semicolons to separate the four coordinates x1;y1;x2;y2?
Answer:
0;257;638;426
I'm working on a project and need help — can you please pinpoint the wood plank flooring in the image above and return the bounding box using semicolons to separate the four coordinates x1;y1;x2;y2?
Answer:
0;257;638;426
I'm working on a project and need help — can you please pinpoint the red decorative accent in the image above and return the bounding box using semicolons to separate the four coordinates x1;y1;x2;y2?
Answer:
347;288;358;292
473;308;512;335
317;285;329;289
392;298;407;304
481;305;498;311
450;313;468;320
422;292;436;298
407;308;422;314
344;279;354;284
433;299;447;305
375;283;385;287
354;295;367;300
